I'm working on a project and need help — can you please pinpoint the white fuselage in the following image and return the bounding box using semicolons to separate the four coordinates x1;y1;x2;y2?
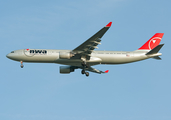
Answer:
6;49;161;66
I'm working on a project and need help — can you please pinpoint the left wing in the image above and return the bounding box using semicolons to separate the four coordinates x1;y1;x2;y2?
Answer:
72;22;112;56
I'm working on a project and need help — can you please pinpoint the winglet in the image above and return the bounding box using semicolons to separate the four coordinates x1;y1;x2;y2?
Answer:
104;70;109;73
105;22;112;27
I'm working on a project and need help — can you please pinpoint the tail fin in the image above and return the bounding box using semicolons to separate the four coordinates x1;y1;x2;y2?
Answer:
138;33;164;50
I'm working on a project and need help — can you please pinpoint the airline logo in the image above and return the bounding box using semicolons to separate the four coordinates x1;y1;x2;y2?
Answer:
30;50;47;54
24;49;47;56
148;37;160;50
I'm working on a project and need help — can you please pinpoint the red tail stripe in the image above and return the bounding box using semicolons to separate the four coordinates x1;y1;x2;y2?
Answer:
138;33;164;50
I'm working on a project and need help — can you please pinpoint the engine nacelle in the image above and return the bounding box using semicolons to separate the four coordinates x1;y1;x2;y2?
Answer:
59;52;74;59
60;66;75;74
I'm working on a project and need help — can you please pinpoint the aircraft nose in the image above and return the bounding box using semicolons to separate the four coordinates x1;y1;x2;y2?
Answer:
6;53;10;58
6;53;12;59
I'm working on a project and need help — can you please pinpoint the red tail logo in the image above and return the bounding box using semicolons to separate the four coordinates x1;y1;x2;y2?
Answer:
138;33;164;50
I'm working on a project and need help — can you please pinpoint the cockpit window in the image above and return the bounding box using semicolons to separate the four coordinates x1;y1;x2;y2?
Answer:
11;51;14;53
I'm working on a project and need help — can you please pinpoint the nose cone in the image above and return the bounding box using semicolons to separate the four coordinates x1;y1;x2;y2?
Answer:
6;53;12;59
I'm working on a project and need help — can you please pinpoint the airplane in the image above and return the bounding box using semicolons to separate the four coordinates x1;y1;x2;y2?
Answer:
6;22;164;77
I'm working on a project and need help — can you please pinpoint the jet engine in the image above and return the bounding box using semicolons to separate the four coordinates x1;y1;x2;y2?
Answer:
59;52;74;59
60;66;75;74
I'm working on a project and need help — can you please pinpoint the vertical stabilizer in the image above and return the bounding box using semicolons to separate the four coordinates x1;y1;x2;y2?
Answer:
138;33;164;50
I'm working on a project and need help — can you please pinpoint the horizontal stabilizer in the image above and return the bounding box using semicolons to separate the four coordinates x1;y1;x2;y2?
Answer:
152;56;162;60
146;44;164;55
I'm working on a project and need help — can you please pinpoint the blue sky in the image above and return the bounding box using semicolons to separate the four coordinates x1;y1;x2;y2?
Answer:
1;0;171;120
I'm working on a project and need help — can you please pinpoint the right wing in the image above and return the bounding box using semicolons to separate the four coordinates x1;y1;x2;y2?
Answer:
72;22;112;56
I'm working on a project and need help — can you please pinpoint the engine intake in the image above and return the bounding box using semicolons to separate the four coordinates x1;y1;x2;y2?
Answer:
60;66;75;74
59;52;74;59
